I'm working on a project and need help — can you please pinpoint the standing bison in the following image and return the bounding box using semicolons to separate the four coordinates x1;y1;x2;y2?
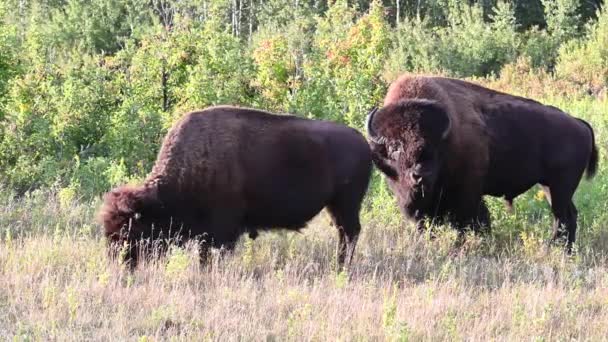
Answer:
366;75;598;251
99;106;372;268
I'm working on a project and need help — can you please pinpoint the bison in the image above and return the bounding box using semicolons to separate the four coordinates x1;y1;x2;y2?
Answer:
98;105;373;269
366;75;598;251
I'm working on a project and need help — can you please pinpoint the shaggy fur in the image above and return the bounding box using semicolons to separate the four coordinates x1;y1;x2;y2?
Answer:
367;75;598;251
98;105;372;269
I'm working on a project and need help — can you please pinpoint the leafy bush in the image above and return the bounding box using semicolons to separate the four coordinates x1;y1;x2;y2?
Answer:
0;4;18;118
176;20;254;117
556;5;608;95
298;0;391;127
521;0;583;70
385;1;520;78
0;52;117;192
251;30;296;110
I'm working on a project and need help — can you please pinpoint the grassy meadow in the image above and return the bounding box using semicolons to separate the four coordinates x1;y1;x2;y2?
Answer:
1;96;607;340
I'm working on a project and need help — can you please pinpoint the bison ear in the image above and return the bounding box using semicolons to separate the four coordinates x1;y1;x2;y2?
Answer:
420;102;451;142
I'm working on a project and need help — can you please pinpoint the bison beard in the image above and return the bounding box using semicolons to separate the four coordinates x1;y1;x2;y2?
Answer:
98;106;373;269
367;75;599;252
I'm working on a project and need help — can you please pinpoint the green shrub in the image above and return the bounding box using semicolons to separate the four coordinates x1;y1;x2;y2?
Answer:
556;5;608;94
0;0;603;199
385;1;520;78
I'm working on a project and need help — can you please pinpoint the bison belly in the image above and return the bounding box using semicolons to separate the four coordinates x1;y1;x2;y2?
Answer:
482;104;590;202
240;133;336;230
242;174;334;230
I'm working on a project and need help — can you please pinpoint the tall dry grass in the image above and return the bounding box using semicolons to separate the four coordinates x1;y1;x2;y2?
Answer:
2;186;608;341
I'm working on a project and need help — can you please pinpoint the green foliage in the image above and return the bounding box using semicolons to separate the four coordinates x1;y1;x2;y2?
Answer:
252;31;295;110
250;7;317;113
0;52;118;193
164;246;193;278
0;0;604;198
386;1;520;78
542;0;581;41
0;4;19;118
305;0;390;126
526;0;583;69
45;0;147;54
175;18;254;116
556;5;608;93
440;1;519;76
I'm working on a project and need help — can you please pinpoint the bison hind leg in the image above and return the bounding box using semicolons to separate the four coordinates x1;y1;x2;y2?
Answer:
549;199;578;253
327;199;363;271
247;228;259;240
545;178;579;253
504;197;514;214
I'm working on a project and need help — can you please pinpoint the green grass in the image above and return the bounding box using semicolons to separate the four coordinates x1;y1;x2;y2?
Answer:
1;97;607;340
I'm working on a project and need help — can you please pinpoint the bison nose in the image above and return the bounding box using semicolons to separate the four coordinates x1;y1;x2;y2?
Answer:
411;170;423;184
412;173;422;184
411;164;425;184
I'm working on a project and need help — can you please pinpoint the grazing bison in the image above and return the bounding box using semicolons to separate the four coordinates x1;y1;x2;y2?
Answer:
98;106;372;268
366;75;598;251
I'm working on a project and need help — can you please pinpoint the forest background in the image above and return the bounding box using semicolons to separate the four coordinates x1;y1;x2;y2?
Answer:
0;0;606;197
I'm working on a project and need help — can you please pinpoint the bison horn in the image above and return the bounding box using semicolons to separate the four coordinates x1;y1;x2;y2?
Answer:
366;106;381;143
441;115;452;140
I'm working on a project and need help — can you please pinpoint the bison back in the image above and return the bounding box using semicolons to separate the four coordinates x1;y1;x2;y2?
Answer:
149;106;372;229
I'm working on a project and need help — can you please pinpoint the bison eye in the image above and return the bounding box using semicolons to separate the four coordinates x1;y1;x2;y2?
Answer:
386;142;402;158
387;145;401;160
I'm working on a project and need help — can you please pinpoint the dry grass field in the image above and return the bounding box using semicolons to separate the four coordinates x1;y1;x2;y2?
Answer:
2;175;608;341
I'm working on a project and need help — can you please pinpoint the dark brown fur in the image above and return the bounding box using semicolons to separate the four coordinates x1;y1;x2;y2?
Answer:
367;75;598;251
99;106;373;269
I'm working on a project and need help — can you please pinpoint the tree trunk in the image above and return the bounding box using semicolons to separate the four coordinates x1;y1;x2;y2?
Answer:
238;0;243;37
161;63;169;112
396;0;400;24
249;0;254;42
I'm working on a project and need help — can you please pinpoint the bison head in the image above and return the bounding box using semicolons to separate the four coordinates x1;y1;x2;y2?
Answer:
366;99;451;215
97;184;168;267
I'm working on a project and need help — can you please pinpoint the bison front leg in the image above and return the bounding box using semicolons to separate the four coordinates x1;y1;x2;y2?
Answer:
198;210;243;266
197;234;211;266
197;233;238;268
474;200;491;234
450;195;491;234
109;240;140;271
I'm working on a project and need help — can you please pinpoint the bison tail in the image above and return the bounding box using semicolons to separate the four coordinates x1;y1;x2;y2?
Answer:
587;138;599;180
578;118;599;180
